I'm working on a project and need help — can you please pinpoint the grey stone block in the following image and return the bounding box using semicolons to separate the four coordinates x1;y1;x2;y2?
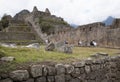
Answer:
0;78;13;82
10;70;29;81
73;61;85;67
36;77;46;82
55;74;65;82
65;64;74;74
55;64;65;75
31;65;43;78
47;76;54;82
47;66;56;76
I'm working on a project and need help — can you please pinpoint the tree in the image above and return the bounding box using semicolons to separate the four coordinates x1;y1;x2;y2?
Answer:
1;14;9;29
40;21;54;35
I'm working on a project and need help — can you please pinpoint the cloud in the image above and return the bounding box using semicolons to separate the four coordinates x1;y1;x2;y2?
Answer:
0;0;120;25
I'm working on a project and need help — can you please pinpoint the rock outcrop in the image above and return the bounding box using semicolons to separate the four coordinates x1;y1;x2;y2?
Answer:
45;8;51;15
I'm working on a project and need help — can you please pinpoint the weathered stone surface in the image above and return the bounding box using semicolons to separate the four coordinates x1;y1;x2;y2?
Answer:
42;65;48;76
47;66;56;76
55;74;65;82
70;78;81;82
85;58;93;65
32;6;38;13
55;64;65;75
55;41;65;49
73;61;85;67
78;73;86;81
65;64;74;74
91;65;100;71
85;66;91;73
23;78;34;82
57;44;72;54
0;74;8;79
45;8;51;15
47;76;54;82
65;75;72;82
45;42;55;51
31;65;42;78
0;78;13;82
10;70;29;81
0;56;15;62
79;67;85;74
71;68;80;77
36;77;46;82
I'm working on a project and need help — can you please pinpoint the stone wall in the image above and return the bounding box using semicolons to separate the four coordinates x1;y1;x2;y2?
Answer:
0;55;120;82
0;32;36;41
6;26;32;32
49;22;120;48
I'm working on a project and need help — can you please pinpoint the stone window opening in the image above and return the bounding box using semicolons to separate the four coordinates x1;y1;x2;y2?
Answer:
83;28;85;31
89;27;92;31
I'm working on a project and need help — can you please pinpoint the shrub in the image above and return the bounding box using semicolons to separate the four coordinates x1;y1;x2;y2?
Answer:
40;21;54;35
0;50;6;58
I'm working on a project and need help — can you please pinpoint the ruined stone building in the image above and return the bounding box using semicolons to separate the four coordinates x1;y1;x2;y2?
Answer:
49;21;120;48
0;6;120;48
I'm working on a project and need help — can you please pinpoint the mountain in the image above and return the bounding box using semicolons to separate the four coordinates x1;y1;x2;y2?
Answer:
103;16;115;26
70;24;78;28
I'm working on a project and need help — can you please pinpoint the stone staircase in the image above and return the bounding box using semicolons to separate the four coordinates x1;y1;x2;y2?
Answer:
25;16;48;42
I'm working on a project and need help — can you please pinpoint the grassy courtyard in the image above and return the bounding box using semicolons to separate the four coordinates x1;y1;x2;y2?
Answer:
0;46;119;74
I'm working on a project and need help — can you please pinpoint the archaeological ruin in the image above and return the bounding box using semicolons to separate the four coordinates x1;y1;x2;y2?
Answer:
0;6;120;82
0;6;119;48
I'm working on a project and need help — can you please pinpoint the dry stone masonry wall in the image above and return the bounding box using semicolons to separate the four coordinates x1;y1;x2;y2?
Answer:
1;55;120;82
0;32;36;41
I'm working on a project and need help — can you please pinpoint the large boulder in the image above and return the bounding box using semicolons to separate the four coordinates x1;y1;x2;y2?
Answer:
45;42;55;51
55;41;73;54
57;44;73;54
55;41;65;50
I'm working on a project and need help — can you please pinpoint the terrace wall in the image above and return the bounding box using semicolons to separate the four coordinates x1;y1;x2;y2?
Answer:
0;32;36;41
0;55;120;82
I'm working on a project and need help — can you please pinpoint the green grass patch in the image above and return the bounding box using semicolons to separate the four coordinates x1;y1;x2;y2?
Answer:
0;46;119;73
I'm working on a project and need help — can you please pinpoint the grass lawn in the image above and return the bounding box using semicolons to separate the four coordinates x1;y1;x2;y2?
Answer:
0;46;119;74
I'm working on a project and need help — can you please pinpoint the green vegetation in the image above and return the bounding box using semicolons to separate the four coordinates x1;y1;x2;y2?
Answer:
39;16;69;34
0;14;9;29
0;46;119;73
40;21;54;34
39;16;68;25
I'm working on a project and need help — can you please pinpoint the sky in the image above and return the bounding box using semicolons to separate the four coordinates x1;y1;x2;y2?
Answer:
0;0;120;25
